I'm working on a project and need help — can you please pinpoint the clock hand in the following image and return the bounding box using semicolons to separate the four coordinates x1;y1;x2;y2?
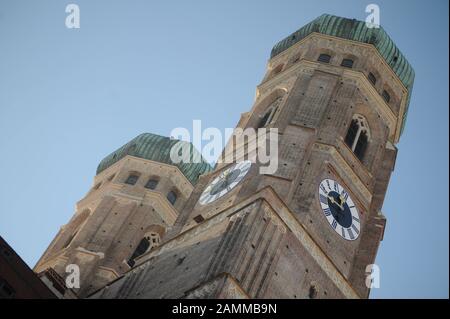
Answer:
335;196;345;211
339;194;347;207
224;173;230;185
327;195;344;211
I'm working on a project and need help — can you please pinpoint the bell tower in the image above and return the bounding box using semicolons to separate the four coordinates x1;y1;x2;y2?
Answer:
88;14;414;299
34;133;212;297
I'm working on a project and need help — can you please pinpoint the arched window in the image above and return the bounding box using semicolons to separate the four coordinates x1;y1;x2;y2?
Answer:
341;58;354;68
368;72;377;85
354;130;368;160
145;178;159;190
127;232;161;267
125;173;139;185
257;97;282;128
167;190;178;205
382;90;391;103
317;54;331;63
345;115;370;162
258;110;272;128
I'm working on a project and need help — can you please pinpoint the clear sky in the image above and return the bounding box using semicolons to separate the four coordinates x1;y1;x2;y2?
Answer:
0;0;448;298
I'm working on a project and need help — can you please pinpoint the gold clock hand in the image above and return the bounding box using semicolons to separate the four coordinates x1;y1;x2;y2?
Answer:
327;195;336;206
328;195;344;211
339;194;346;207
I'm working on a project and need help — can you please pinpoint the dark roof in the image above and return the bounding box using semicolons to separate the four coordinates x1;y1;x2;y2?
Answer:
270;14;414;134
96;133;212;185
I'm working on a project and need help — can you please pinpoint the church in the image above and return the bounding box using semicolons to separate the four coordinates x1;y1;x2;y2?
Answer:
32;14;414;299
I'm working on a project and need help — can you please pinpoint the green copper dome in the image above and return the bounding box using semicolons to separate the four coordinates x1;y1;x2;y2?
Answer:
270;14;415;135
96;133;213;185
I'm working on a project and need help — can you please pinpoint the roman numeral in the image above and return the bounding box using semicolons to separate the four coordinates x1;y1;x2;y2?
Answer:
333;181;339;192
320;184;327;194
341;190;349;201
351;224;360;234
323;207;331;216
341;227;346;238
348;228;354;239
326;180;332;190
331;219;337;229
319;194;328;204
352;216;360;223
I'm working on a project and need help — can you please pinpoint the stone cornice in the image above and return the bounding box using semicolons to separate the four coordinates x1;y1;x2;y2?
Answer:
94;155;197;189
256;58;400;143
268;33;409;98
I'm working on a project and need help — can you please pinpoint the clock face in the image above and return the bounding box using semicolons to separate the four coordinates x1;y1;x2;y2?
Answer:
318;178;361;241
199;160;252;205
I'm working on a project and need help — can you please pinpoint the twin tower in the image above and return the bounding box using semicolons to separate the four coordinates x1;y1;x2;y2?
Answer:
34;14;414;299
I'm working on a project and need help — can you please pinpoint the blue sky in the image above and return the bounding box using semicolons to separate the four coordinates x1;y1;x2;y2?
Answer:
0;0;448;298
